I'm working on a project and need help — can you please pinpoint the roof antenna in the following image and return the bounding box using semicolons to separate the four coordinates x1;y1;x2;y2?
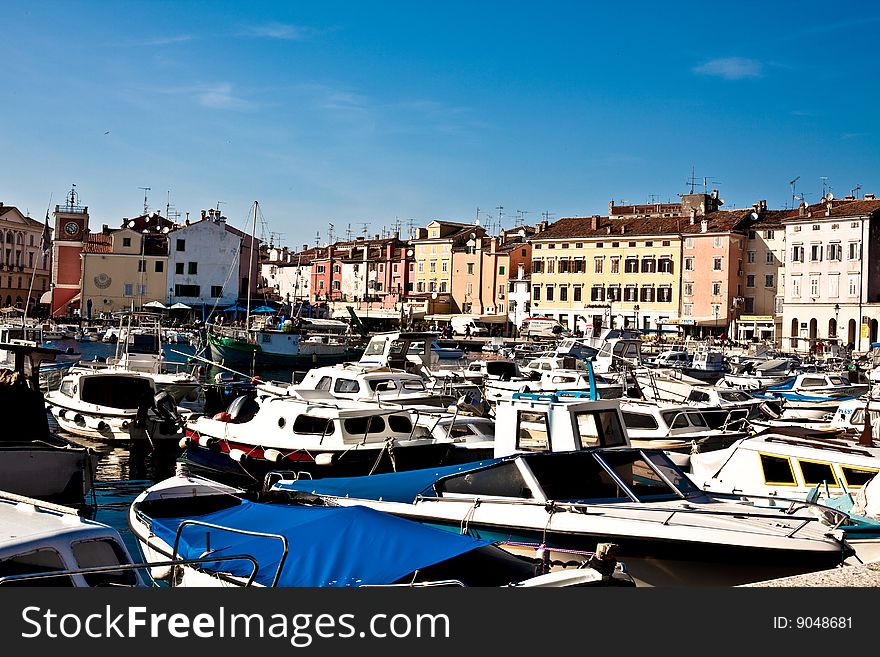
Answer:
789;176;801;208
138;186;151;214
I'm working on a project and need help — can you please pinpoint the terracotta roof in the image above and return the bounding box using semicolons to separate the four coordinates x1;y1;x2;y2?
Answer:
788;198;880;219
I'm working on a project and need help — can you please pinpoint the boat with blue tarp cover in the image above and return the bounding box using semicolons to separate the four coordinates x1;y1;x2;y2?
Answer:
129;474;635;587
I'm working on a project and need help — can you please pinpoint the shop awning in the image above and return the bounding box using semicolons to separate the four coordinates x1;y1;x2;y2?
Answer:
39;290;52;304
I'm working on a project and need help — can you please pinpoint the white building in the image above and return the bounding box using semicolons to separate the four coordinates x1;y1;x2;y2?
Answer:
264;246;312;304
507;263;531;332
782;195;880;353
167;210;241;310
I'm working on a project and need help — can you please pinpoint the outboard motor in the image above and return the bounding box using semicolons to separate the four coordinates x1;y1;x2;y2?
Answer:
153;390;184;431
226;394;260;423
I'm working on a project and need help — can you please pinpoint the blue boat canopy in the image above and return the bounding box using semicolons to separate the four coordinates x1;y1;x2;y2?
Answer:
274;459;500;504
150;500;491;587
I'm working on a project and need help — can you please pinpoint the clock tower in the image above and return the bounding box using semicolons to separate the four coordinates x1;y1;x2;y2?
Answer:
51;185;90;318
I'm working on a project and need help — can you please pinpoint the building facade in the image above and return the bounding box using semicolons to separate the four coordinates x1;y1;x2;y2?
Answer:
0;204;52;313
50;188;90;318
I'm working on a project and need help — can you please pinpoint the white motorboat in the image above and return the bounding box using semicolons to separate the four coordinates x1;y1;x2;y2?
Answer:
483;355;626;403
180;390;461;484
129;474;635;588
44;369;188;444
274;447;855;587
0;490;147;587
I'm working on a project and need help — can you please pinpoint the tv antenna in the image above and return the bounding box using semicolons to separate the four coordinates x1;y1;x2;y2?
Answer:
852;183;862;198
138;187;151;214
345;224;352;241
496;206;504;231
541;211;555;224
327;223;335;244
515;209;530;227
687;166;699;194
361;222;369;238
789;176;801;208
820;176;830;198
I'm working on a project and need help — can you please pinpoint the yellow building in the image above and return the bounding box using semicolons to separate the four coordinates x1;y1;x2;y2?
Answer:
80;227;169;317
530;215;682;334
411;220;485;313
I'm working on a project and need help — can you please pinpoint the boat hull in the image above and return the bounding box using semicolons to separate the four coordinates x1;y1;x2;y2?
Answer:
181;435;460;486
0;444;99;504
207;336;362;370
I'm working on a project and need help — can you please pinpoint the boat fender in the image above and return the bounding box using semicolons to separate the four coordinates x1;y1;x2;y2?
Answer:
213;412;233;422
228;448;247;463
178;437;188;449
263;448;282;462
121;420;129;429
73;414;85;425
96;420;109;431
315;453;334;466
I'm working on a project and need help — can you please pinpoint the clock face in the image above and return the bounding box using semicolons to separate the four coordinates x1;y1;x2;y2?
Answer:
64;221;79;236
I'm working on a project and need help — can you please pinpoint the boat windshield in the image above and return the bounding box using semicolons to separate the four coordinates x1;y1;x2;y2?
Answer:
363;338;388;356
80;376;154;408
520;450;702;503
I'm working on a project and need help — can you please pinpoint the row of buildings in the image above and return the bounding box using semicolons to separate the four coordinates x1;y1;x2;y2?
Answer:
3;185;880;352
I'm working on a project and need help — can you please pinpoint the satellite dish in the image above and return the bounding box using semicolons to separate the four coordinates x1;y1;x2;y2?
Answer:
407;249;414;257
825;192;834;201
431;292;438;300
469;232;476;239
750;212;759;221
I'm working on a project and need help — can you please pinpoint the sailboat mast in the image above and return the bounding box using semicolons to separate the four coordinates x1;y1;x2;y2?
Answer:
245;201;258;330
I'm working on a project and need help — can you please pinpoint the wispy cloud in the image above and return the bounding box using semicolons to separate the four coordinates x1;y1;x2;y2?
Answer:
692;57;763;80
194;83;254;110
124;34;197;47
238;22;316;40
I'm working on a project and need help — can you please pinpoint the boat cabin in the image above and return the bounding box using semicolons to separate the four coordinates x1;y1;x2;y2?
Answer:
357;331;441;374
493;392;630;457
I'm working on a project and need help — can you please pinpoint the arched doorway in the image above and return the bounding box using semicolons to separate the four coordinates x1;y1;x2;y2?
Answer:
809;318;818;351
849;319;857;346
790;318;798;349
828;318;837;340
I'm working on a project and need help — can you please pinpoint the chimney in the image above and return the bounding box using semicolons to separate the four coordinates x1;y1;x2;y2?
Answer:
620;225;626;234
689;208;697;225
607;226;612;234
591;215;600;230
865;193;876;200
700;220;708;233
201;209;206;220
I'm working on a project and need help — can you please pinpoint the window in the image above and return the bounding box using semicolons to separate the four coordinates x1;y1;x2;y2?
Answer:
293;415;334;435
176;239;185;252
607;285;620;301
174;284;200;297
532;285;540;301
546;259;555;273
746;275;755;288
124;283;133;296
122;237;132;247
827;243;842;261
155;261;163;273
573;286;582;302
828;275;839;298
559;286;568;302
791;244;804;262
792;276;801;298
624;258;638;273
685;238;694;248
765;274;774;288
418;261;424;273
810;244;823;261
765;230;775;239
210;285;223;297
714;236;722;248
188;262;198;275
684;257;694;271
747;251;756;263
334;379;361;394
658;285;672;303
645;241;653;247
798;459;839;488
641;257;656;274
441;261;448;273
175;262;184;275
545;286;554;302
498;265;505;275
640;286;655;302
624;285;637;302
849;242;861;260
594;257;604;274
429;261;436;273
559;259;570;273
841;466;879;489
0;548;73;586
683;303;692;316
744;297;755;313
713;257;722;271
137;260;146;272
596;242;604;248
590;285;604;301
610;257;620;274
332;280;341;291
573;258;584;273
416;281;425;293
765;250;775;264
810;275;820;297
683;282;694;296
849;274;859;296
531;259;542;273
316;265;326;274
516;411;549;451
628;241;636;248
712;282;721;296
662;240;670;247
658;257;673;274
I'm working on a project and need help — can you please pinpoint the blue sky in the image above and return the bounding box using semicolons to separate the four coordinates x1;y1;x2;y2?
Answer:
2;1;879;248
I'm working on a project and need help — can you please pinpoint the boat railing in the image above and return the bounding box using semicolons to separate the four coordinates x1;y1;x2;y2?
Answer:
0;554;261;587
172;519;289;588
417;493;848;538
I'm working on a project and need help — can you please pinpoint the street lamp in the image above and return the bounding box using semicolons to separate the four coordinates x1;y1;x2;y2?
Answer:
834;303;840;337
633;304;640;330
